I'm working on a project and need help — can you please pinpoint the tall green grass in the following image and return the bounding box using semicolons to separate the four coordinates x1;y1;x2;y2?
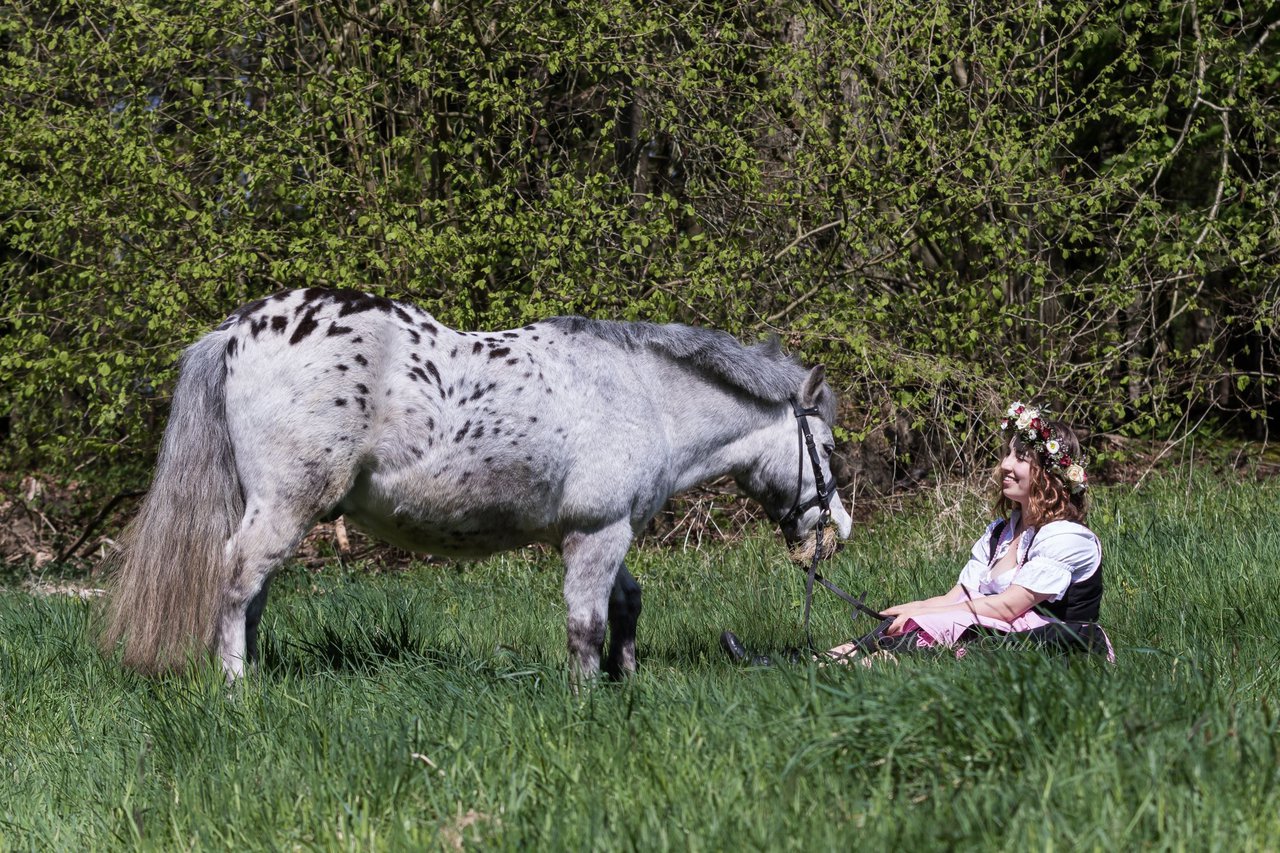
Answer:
2;474;1278;849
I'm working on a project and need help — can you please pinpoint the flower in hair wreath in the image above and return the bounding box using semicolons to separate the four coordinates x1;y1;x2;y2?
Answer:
999;401;1088;494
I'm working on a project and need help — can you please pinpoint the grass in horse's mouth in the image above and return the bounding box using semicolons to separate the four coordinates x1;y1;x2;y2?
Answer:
787;525;839;565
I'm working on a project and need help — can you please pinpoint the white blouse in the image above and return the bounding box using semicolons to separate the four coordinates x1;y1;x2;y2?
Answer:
956;513;1101;600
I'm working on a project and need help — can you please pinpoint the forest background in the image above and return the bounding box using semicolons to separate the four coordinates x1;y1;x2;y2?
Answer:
2;0;1278;555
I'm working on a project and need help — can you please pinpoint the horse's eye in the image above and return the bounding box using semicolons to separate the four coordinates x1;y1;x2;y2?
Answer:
822;443;834;456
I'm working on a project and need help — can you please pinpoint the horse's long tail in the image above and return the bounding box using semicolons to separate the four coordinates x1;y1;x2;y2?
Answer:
100;330;243;674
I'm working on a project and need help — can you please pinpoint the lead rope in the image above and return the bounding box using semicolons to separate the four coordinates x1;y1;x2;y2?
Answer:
801;512;825;650
800;512;899;651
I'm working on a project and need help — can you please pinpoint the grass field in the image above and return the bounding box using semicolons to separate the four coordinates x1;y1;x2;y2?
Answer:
2;473;1279;850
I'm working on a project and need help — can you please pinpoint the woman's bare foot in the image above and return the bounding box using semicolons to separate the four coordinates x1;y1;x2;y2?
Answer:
818;645;899;668
825;642;860;659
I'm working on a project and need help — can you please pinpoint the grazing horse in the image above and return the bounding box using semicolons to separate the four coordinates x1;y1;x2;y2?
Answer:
101;288;853;681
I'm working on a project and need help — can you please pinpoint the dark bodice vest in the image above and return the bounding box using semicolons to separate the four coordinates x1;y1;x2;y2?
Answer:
988;519;1103;623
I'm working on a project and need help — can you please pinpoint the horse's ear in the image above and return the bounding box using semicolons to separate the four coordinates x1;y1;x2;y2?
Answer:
799;364;826;408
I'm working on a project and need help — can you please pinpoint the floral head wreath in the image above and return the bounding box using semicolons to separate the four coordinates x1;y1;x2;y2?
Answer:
1000;402;1088;494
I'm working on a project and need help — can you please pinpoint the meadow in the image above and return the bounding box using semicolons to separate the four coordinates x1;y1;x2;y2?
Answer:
2;472;1278;850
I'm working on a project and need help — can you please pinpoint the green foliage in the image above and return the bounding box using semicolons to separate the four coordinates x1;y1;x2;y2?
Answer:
1;0;1277;478
2;476;1279;846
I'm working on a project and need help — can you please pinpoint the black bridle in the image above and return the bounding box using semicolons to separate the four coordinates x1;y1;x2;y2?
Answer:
783;398;887;647
779;398;836;532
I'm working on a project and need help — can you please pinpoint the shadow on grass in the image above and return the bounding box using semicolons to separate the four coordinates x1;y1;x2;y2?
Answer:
262;622;742;683
258;609;567;683
259;608;470;678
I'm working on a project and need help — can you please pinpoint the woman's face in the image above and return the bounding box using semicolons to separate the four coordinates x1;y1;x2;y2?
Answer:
999;439;1034;507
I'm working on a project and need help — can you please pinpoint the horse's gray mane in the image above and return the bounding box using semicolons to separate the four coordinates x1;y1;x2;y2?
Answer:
544;316;836;423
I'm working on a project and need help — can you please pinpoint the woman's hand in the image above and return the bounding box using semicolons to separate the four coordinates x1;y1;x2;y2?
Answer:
886;613;916;635
881;603;927;636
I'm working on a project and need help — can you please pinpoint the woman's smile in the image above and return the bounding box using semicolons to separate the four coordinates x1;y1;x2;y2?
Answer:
999;442;1033;505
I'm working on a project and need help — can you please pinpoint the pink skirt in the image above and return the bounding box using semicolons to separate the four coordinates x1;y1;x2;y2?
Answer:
897;600;1115;662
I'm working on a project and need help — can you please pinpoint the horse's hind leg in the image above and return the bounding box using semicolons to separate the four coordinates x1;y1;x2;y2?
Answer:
561;520;634;684
219;499;314;680
605;565;642;678
243;580;274;666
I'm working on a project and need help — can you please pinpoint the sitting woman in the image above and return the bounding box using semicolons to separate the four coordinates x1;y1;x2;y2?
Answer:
722;402;1112;665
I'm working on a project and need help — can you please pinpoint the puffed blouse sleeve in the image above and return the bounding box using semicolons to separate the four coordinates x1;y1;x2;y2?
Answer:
956;519;1003;590
1015;522;1102;600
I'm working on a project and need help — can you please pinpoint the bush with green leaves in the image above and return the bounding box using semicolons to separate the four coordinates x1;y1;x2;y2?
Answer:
2;0;1276;483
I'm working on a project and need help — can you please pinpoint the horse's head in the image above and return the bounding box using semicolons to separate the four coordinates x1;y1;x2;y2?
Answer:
735;364;853;548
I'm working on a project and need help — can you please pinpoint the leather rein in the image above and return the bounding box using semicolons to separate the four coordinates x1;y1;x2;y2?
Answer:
782;398;887;646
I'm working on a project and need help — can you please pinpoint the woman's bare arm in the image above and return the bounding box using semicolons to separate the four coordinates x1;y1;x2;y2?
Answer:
881;584;967;616
885;584;1051;634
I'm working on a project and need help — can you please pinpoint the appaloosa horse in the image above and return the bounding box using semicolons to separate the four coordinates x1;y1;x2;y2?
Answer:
102;288;852;681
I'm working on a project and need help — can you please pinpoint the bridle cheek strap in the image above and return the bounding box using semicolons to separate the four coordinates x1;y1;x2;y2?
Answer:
784;398;836;645
781;400;835;529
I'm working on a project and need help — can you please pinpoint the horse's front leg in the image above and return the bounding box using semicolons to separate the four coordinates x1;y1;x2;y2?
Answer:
561;520;633;684
605;565;642;678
